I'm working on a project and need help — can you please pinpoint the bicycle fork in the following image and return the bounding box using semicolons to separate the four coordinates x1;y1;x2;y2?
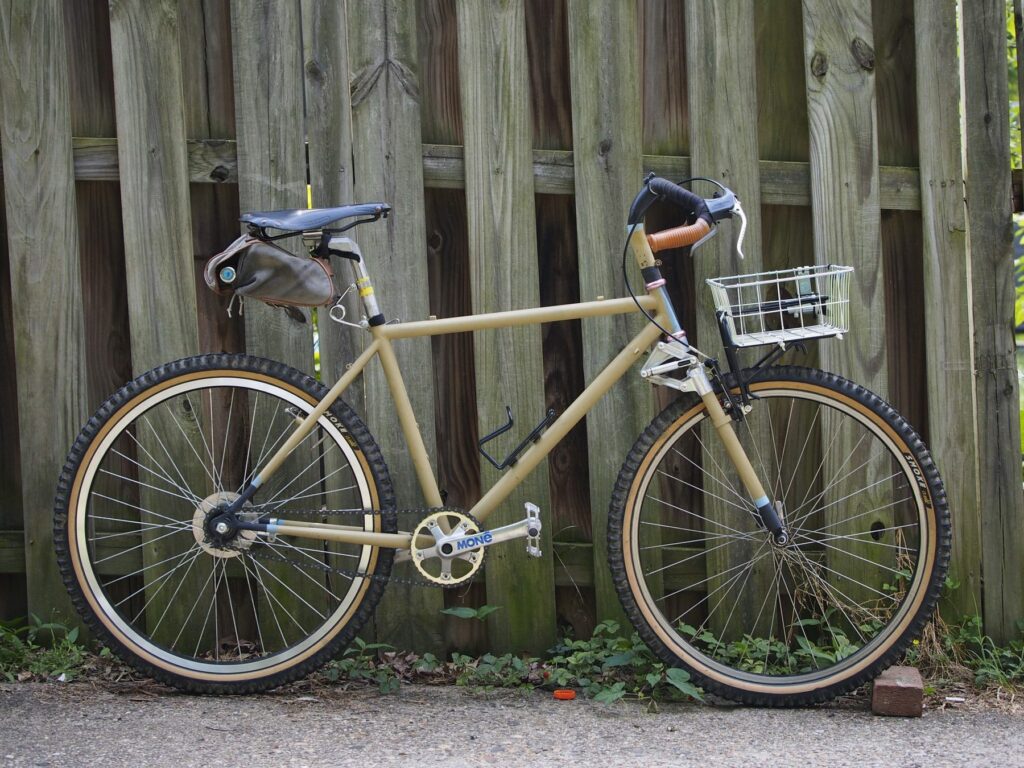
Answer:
640;340;789;545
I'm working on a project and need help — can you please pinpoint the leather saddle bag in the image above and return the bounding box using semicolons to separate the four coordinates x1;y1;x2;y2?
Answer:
204;235;337;308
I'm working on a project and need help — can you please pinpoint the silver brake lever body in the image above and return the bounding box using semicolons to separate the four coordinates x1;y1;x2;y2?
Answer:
732;199;748;261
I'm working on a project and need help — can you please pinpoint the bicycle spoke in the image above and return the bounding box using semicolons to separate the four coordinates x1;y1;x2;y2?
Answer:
670;441;749;510
262;538;348;599
216;388;236;496
645;536;748;577
241;553;288;649
647;497;754;537
91;526;189;566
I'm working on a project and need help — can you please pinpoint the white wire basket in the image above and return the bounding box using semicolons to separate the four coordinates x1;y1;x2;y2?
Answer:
706;265;853;348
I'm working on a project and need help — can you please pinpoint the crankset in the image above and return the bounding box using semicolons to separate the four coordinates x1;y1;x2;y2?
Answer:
409;509;486;586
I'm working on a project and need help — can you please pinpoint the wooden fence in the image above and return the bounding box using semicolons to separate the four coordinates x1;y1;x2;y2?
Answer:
0;0;1021;653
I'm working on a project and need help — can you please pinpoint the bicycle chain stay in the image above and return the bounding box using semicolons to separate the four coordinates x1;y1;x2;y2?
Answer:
222;505;481;590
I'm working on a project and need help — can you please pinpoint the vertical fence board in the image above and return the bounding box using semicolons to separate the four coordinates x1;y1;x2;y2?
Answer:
180;0;243;356
640;0;688;157
348;0;446;652
913;0;982;620
302;0;364;409
567;0;648;627
419;0;488;652
874;1;925;431
802;0;885;393
457;0;556;652
526;0;594;636
230;0;327;645
231;0;310;372
755;0;814;279
425;190;485;653
111;0;199;369
686;0;772;638
109;0;210;644
802;0;896;606
65;0;133;407
964;0;1024;642
0;0;87;623
0;156;23;618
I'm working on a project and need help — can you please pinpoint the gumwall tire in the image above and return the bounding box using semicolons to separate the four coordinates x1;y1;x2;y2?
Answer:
53;353;396;694
607;365;951;706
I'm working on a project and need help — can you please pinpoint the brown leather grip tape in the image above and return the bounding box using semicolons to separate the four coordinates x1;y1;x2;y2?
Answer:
646;218;711;253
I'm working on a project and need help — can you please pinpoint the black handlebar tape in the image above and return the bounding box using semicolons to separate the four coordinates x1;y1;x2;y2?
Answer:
646;177;713;225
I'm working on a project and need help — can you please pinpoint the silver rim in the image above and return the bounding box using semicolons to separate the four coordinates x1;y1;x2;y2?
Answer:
72;374;377;676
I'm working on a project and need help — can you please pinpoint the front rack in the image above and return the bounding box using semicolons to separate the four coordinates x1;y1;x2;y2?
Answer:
706;265;853;348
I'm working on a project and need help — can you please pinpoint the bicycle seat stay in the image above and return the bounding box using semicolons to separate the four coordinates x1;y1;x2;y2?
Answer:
240;202;391;233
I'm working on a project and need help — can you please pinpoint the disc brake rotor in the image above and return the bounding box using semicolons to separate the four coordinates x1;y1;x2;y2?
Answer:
410;510;485;586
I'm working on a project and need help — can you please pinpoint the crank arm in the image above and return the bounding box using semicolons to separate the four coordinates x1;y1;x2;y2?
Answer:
447;503;543;556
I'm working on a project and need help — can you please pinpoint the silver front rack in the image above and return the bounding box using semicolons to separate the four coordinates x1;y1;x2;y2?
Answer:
706;265;853;348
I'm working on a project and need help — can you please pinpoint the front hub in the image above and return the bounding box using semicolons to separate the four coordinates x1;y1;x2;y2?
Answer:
192;491;257;559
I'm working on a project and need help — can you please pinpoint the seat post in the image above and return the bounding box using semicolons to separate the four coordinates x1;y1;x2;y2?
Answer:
330;235;386;326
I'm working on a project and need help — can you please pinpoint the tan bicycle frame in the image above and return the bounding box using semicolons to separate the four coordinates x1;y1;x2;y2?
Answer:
250;223;768;550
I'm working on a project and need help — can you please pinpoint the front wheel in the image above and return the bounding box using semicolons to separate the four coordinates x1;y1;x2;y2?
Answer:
609;366;950;705
54;354;395;693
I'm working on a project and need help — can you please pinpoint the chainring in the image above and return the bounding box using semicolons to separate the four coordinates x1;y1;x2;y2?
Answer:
409;509;485;586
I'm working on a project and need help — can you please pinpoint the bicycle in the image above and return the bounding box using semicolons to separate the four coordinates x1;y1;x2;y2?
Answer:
53;174;950;705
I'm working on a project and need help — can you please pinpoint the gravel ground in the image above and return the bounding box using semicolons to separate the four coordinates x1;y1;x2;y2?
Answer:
1;682;1022;768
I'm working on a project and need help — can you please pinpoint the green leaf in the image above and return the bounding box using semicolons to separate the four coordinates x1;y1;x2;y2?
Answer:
664;668;704;701
603;651;635;668
593;682;626;704
441;607;480;619
474;605;500;620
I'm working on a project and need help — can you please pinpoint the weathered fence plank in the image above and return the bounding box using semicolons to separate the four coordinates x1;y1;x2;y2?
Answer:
913;0;983;620
457;0;556;653
418;0;490;653
302;0;364;411
110;0;199;371
963;0;1024;642
640;0;688;157
179;0;243;357
348;0;446;652
686;0;774;639
231;0;327;644
802;0;885;393
230;0;310;373
65;0;133;408
110;0;209;645
802;0;893;607
527;0;594;636
566;0;648;626
0;0;87;623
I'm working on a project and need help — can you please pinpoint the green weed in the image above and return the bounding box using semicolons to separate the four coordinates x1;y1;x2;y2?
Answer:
0;616;88;682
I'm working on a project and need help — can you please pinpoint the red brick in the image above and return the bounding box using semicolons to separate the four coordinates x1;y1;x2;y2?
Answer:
871;666;923;717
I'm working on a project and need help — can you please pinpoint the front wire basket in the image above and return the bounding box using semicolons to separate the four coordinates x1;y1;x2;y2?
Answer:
706;265;853;348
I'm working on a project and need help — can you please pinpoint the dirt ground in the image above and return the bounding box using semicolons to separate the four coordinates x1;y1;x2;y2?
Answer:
1;681;1022;768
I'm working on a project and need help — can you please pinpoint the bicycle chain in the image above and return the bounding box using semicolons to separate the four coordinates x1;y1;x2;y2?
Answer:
225;505;482;590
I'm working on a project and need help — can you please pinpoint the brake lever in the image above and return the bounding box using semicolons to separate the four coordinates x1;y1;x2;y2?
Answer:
733;200;748;261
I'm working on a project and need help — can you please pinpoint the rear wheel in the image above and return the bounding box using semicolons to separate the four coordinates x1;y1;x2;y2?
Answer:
54;354;394;693
609;366;950;705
